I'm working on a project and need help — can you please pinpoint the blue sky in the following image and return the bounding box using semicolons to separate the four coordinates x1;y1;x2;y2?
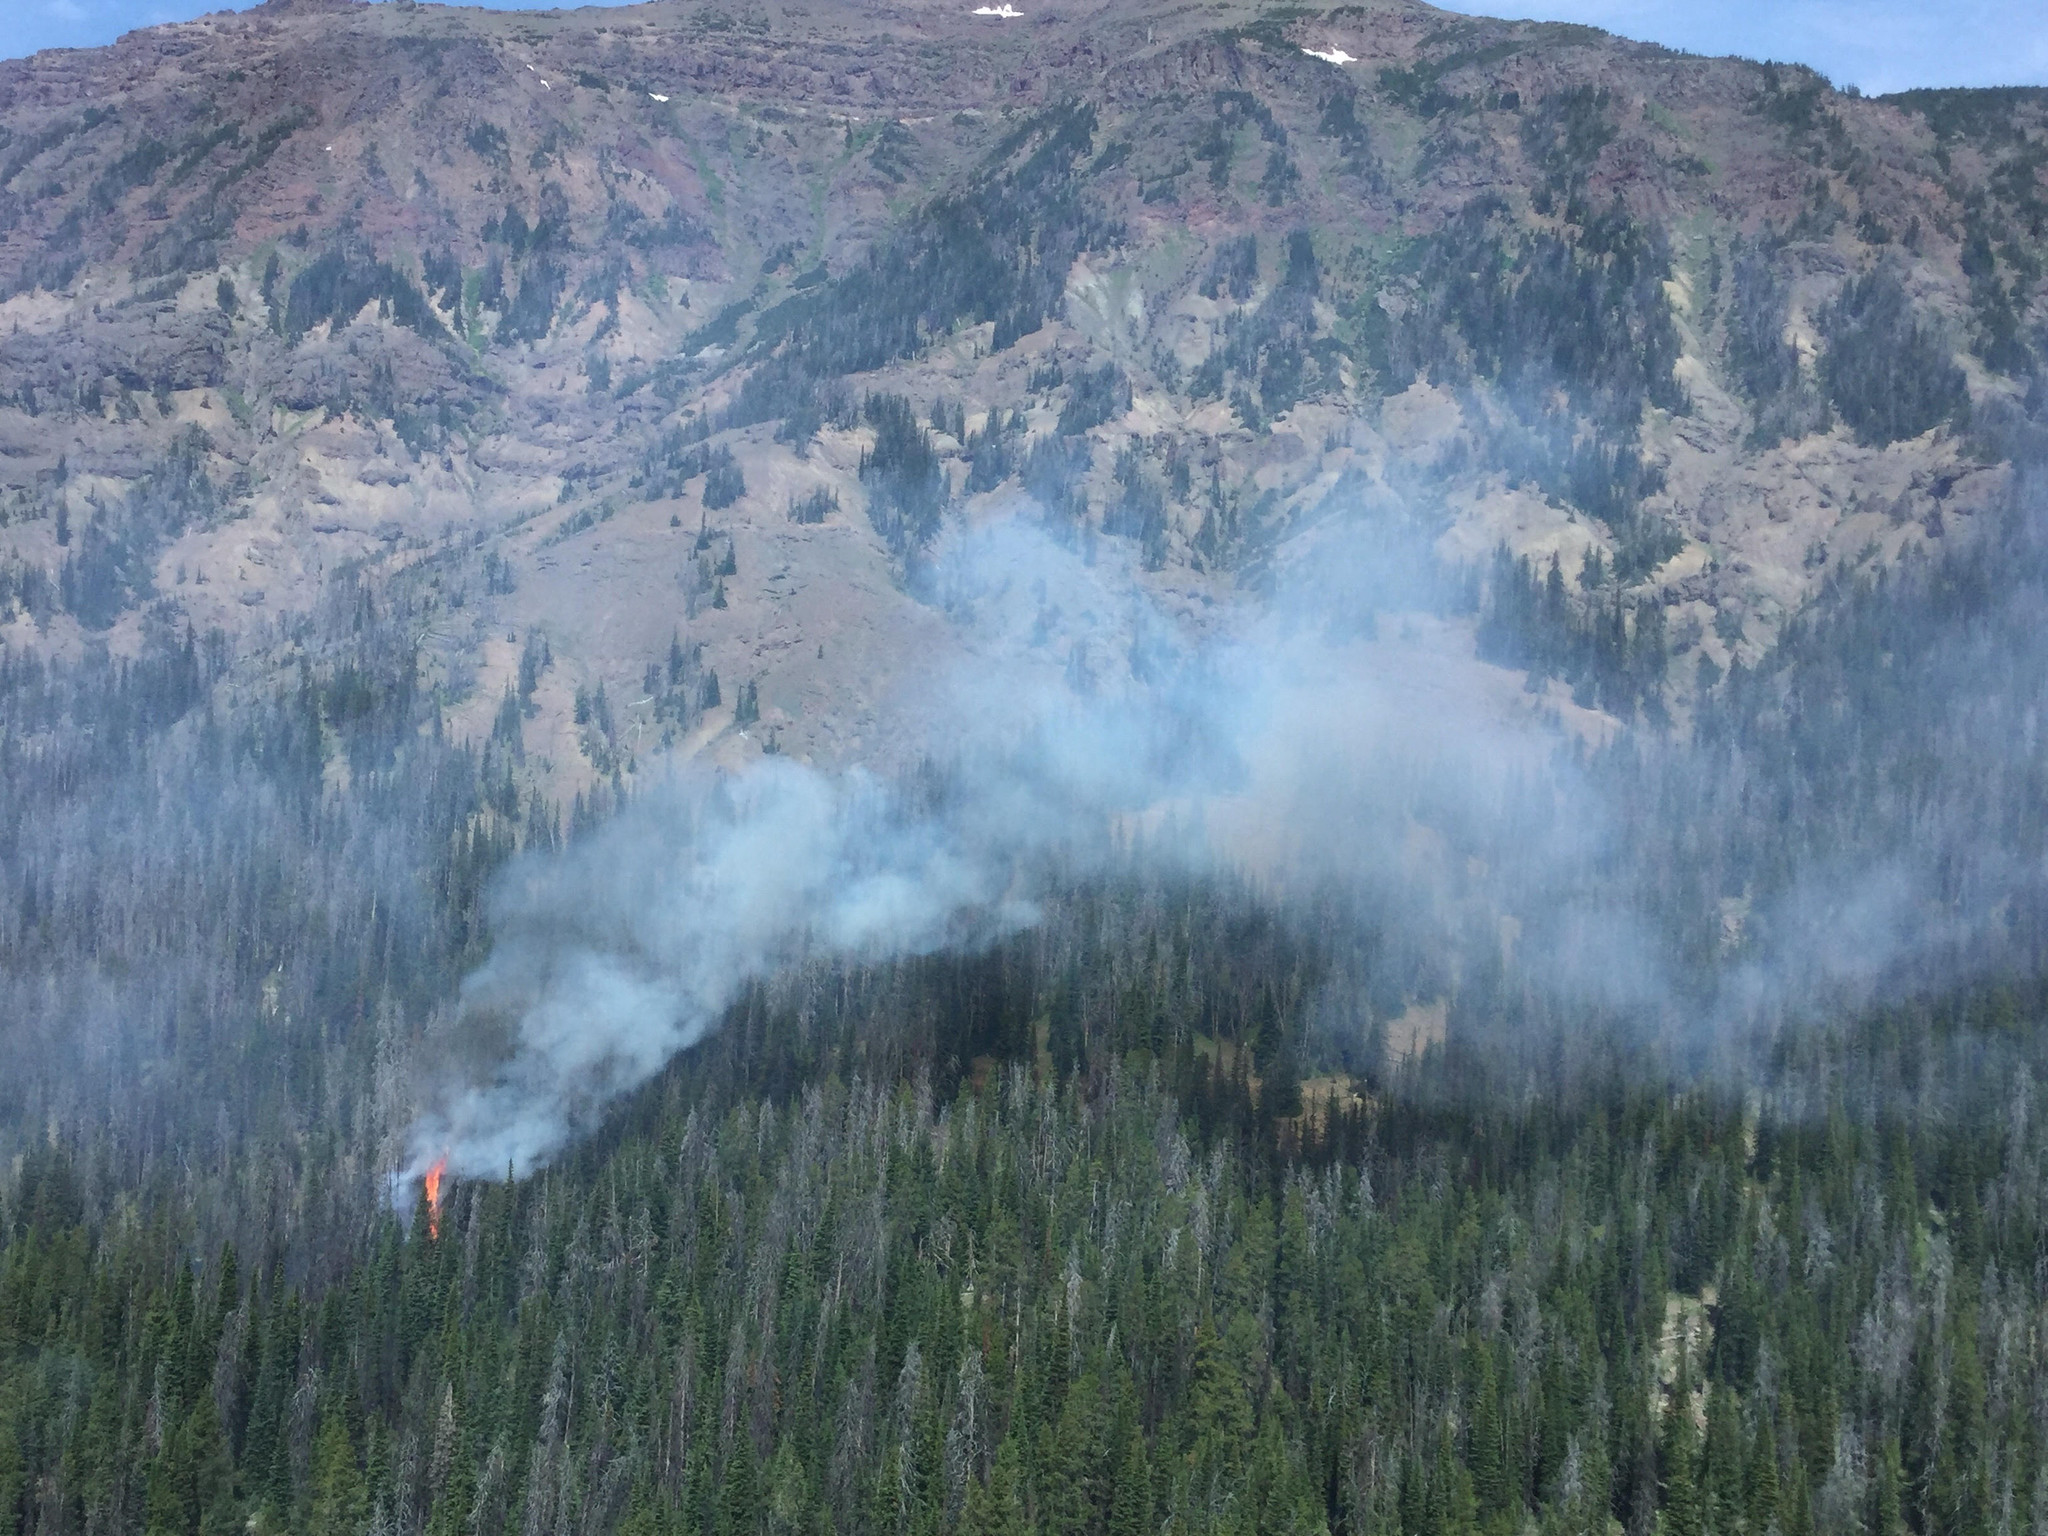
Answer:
1;0;2045;93
1432;0;2048;96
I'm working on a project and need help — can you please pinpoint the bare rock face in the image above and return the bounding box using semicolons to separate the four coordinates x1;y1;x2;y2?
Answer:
0;0;2043;795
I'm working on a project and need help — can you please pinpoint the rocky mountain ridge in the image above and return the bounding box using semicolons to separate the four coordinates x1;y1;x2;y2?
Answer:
1;0;2044;795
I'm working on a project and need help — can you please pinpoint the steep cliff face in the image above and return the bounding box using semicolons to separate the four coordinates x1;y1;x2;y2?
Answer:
0;0;2043;787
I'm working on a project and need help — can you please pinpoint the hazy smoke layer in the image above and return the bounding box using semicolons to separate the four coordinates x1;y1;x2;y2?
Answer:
408;491;2048;1180
409;518;1582;1177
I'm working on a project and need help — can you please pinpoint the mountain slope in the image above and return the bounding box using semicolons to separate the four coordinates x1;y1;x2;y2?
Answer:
8;19;2048;1536
1;0;2043;789
4;0;2048;1174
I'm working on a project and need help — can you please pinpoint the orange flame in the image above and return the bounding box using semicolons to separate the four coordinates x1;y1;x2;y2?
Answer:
423;1155;448;1240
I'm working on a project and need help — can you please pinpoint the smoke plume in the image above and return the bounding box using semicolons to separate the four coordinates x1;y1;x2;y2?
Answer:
407;481;2048;1179
407;516;1579;1176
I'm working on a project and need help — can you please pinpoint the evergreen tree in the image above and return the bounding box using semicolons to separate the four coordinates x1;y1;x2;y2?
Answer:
1107;1423;1149;1536
1470;1354;1511;1529
308;1409;368;1536
1658;1369;1702;1536
1700;1383;1742;1536
1746;1416;1779;1536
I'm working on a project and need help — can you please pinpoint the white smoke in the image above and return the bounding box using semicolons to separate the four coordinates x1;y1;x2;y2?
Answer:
409;760;1026;1175
406;490;2036;1181
406;515;1592;1178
